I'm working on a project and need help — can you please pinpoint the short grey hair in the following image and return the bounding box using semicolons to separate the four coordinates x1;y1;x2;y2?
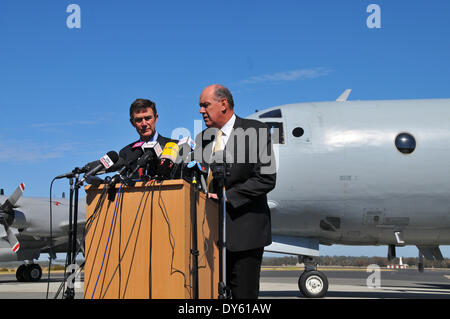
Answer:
214;85;234;109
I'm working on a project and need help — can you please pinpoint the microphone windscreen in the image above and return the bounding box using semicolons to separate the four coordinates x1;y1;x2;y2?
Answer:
161;142;179;163
126;151;142;167
83;160;101;172
85;176;104;186
106;151;119;164
107;157;126;172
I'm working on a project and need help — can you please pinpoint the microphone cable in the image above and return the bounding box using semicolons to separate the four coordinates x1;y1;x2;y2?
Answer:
53;182;109;299
99;180;155;298
148;179;156;298
90;183;123;299
77;184;110;297
157;182;191;295
45;176;57;299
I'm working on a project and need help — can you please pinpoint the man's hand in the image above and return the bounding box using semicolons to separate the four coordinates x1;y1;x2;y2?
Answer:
207;193;228;202
208;193;218;200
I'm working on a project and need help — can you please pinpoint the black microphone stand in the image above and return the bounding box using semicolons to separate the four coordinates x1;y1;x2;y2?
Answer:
63;169;82;299
211;162;231;299
63;177;74;299
190;171;200;299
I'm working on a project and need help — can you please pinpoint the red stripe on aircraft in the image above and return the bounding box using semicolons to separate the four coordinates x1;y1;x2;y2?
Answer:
12;243;20;253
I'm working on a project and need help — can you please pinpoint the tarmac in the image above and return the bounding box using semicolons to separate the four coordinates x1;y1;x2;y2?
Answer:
259;267;450;299
0;267;449;299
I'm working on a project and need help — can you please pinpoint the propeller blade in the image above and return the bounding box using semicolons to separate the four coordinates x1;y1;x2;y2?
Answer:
4;224;19;253
0;183;25;212
0;183;24;253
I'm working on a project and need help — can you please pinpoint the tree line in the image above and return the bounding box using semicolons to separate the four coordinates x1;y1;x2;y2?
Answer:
263;255;450;268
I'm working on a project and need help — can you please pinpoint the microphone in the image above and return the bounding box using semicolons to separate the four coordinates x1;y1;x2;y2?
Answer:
54;165;90;180
54;170;84;180
108;157;127;175
142;141;163;178
84;175;105;186
141;141;163;154
83;160;102;172
157;142;180;180
209;150;232;187
176;136;196;163
176;136;196;179
108;151;143;186
77;151;119;186
186;161;207;193
107;157;134;186
54;153;119;180
128;142;162;179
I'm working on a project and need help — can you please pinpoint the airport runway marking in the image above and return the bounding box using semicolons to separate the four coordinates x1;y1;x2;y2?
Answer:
262;267;396;272
260;282;450;299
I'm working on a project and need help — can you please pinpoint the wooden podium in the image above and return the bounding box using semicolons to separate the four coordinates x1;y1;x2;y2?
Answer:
83;180;219;299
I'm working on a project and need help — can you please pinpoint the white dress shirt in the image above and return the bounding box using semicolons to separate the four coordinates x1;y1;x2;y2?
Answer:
211;114;236;151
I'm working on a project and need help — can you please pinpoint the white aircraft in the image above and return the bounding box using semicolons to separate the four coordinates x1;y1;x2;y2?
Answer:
0;185;85;282
246;90;450;297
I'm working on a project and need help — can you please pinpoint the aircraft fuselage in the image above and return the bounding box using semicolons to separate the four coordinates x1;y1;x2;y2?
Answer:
248;98;450;246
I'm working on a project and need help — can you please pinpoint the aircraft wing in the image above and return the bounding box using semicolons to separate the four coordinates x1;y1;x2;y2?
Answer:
264;235;319;256
58;220;86;234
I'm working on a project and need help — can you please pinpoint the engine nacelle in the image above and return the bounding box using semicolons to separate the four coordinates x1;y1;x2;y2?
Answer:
11;210;27;230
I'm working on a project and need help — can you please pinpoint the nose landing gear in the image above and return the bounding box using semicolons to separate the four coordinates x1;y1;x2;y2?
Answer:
297;256;328;298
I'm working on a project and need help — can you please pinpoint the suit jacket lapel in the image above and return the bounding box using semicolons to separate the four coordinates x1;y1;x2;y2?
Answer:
224;115;243;153
201;127;217;150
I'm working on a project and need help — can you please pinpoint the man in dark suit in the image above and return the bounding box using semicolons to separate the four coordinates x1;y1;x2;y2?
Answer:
195;84;276;299
119;98;175;178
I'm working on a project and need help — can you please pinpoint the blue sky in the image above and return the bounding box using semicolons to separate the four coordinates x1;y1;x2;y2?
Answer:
1;1;450;257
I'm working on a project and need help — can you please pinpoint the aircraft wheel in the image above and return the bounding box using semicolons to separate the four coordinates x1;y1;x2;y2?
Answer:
27;264;42;282
16;264;27;282
22;264;42;282
298;270;328;298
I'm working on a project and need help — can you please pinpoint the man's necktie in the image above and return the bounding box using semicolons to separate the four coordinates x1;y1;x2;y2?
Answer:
207;129;223;192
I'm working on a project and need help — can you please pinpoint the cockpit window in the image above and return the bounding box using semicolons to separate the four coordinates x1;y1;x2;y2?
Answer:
259;109;282;118
395;132;416;154
265;122;285;144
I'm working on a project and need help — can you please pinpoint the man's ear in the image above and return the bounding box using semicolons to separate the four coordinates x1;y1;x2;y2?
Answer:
220;98;228;113
130;118;136;128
